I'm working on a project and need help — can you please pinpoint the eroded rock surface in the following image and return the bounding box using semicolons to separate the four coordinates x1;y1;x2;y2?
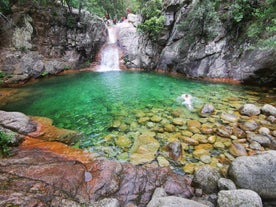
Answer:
0;147;194;207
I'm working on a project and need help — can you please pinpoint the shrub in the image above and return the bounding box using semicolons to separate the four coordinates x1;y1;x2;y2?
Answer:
137;0;165;41
0;130;14;158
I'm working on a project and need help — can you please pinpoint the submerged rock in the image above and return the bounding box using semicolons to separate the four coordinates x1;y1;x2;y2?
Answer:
129;135;160;165
239;104;260;116
199;104;215;116
261;104;276;116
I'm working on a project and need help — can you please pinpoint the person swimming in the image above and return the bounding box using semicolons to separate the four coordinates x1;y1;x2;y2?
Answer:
180;93;193;110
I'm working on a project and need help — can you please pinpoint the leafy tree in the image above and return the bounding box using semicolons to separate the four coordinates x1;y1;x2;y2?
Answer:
137;0;165;41
246;0;276;48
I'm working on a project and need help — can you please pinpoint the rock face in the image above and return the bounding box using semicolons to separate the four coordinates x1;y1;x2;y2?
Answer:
0;0;107;84
0;147;194;207
117;18;161;69
228;150;276;200
118;0;276;86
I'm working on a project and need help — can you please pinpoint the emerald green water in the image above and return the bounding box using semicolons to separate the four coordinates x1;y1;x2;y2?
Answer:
1;71;274;156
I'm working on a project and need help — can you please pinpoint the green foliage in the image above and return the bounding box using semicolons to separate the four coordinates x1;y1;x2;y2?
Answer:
80;60;91;68
230;0;256;23
178;0;221;43
41;71;48;76
65;15;77;28
0;0;11;14
63;65;71;70
246;0;276;48
137;0;165;41
81;0;144;20
0;130;14;158
0;71;4;78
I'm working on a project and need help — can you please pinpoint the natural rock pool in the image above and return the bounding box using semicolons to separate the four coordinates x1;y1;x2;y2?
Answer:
1;70;276;173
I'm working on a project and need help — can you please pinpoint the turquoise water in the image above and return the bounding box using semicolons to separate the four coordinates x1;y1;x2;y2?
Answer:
0;71;274;151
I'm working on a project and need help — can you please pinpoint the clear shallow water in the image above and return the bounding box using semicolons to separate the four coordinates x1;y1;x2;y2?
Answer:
1;71;275;157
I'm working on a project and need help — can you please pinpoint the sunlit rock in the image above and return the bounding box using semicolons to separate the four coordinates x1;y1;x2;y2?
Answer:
130;135;160;165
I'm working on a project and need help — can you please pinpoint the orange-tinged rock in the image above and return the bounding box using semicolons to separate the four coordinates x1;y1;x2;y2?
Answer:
28;116;81;145
183;163;197;174
21;137;95;163
195;144;213;151
229;143;248;157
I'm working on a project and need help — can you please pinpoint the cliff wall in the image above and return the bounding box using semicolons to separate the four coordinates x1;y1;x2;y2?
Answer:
0;1;107;84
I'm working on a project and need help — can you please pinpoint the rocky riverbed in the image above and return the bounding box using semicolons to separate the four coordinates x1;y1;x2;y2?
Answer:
0;97;276;206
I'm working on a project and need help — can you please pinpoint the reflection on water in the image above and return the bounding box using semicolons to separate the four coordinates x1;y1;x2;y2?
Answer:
1;71;275;171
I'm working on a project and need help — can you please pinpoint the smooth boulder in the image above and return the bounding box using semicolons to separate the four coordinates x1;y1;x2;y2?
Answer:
228;150;276;199
217;189;263;207
0;110;36;134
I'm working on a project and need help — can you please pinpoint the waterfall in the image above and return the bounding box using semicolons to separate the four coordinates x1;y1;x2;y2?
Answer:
97;27;120;72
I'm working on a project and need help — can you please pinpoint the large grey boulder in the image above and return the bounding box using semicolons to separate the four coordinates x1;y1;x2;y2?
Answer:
228;150;276;199
0;110;36;134
147;188;207;207
217;189;263;207
192;166;221;194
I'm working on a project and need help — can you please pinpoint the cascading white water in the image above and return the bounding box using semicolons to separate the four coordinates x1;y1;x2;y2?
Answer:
97;27;120;72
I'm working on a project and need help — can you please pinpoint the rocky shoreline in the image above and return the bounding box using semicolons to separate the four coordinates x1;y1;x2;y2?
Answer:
0;103;276;206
